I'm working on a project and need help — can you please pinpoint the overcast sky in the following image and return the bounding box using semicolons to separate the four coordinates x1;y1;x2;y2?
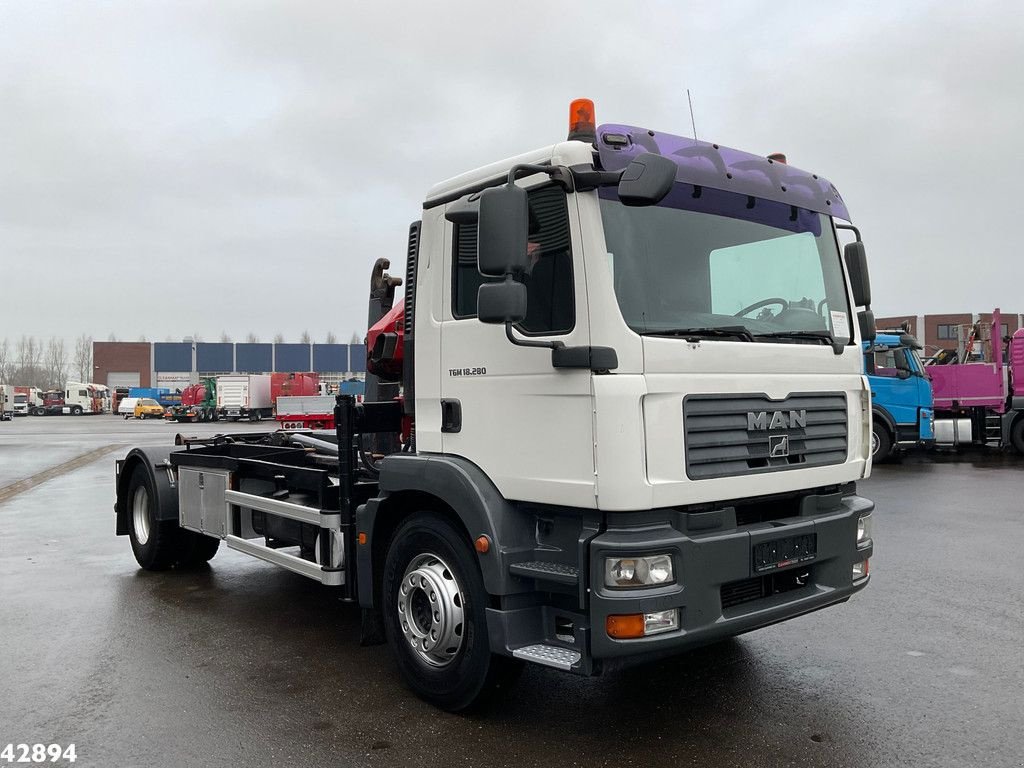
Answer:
2;0;1022;344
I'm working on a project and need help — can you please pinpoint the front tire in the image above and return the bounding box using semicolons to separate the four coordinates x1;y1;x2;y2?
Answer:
1010;418;1024;454
71;406;83;416
872;421;893;462
382;514;521;712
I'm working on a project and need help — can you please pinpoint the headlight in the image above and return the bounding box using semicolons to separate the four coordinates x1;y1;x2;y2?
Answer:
604;554;674;588
857;513;872;546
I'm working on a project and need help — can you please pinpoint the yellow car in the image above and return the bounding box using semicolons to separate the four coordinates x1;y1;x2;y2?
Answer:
134;398;165;419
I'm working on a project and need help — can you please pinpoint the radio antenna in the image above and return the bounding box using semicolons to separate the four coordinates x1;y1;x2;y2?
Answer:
687;88;698;140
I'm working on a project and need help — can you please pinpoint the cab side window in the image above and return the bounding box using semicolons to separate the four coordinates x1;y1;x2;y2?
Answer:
452;185;574;335
869;348;910;378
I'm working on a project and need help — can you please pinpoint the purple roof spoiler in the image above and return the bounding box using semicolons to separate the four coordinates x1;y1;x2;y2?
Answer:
595;124;850;221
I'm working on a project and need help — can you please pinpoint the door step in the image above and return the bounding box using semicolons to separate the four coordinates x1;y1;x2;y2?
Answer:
512;644;582;671
508;561;579;585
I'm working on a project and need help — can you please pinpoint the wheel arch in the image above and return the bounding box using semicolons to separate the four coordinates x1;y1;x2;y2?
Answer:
356;454;533;610
871;404;897;438
115;447;180;536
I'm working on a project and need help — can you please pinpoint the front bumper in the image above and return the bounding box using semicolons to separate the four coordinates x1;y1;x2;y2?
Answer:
488;490;873;672
588;493;872;659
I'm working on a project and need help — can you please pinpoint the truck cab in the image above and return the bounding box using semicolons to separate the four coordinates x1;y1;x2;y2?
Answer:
863;331;934;460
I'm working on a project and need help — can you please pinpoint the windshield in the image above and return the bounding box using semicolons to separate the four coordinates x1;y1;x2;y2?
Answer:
598;184;851;342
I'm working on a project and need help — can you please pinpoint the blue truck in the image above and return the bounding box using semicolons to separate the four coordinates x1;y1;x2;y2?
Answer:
864;331;934;461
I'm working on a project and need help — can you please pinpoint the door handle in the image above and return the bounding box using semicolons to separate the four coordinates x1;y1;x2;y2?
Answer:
441;399;462;433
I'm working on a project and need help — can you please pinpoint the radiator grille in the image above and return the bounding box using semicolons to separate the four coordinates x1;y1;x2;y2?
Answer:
684;393;847;480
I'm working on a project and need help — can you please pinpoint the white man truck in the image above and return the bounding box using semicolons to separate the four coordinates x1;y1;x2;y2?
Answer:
114;100;876;711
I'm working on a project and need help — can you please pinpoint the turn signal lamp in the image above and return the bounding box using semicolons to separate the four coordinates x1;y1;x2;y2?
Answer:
567;98;596;143
606;609;679;639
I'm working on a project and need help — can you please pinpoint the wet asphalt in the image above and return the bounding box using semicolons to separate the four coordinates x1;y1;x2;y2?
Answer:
1;417;1022;767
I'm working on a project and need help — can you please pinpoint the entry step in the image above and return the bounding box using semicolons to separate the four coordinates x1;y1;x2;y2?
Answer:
512;644;582;671
508;561;579;585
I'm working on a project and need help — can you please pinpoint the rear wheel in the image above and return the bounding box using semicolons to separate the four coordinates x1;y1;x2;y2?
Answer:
1010;418;1024;454
127;465;181;570
126;464;219;570
382;514;522;712
872;421;893;462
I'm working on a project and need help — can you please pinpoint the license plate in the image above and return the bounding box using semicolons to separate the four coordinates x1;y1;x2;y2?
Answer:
753;533;817;573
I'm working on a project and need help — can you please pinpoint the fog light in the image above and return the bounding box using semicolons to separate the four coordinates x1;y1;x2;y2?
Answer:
604;554;674;588
606;609;679;639
644;609;679;636
852;559;869;580
857;513;872;546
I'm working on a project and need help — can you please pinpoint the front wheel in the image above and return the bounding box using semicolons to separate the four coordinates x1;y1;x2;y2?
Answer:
382;514;521;712
1010;418;1024;454
71;406;83;416
872;422;893;462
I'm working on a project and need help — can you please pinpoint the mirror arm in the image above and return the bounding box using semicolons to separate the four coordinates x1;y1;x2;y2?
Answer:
568;165;622;192
505;323;562;350
835;223;862;242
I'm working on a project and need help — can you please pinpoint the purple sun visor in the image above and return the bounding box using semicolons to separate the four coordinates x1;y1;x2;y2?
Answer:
595;124;850;221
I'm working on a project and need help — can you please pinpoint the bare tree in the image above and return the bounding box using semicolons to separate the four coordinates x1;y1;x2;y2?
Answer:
73;335;93;383
272;333;285;344
137;334;148;342
44;339;68;388
245;332;259;343
349;332;362;345
15;336;44;385
220;331;232;343
107;332;118;342
0;338;10;383
299;330;312;344
325;331;338;344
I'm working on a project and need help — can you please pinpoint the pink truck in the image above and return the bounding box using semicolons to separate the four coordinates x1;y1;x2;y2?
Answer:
927;308;1024;452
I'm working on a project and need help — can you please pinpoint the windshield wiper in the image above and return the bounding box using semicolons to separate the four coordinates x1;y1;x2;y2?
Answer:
642;326;755;343
754;330;833;343
754;329;844;355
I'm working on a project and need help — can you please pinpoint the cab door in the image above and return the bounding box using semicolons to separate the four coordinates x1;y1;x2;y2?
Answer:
438;182;596;509
867;346;918;431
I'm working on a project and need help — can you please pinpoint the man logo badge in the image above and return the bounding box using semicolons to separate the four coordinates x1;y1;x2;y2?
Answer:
769;434;790;458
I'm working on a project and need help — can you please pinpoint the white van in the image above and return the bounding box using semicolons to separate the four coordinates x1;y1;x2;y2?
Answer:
118;398;140;419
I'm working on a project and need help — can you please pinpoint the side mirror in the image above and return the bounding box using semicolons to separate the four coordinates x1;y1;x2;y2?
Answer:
477;184;529;277
844;241;871;307
478;278;527;324
896;368;911;380
858;309;876;343
617;153;677;207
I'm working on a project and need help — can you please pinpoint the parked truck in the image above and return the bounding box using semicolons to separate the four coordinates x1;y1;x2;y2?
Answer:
271;372;320;411
0;385;13;421
864;330;934;461
33;383;103;415
114;100;876;711
13;386;43;416
216;374;272;421
166;378;219;423
927;308;1024;452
